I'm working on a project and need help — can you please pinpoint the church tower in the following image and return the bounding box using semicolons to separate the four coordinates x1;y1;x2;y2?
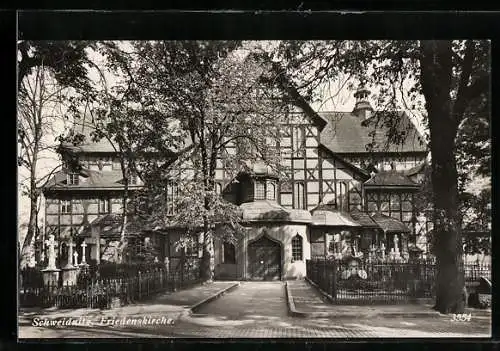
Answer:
352;84;373;120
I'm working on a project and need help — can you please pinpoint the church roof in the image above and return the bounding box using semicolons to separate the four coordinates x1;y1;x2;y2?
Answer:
364;171;419;187
318;111;427;154
370;213;411;233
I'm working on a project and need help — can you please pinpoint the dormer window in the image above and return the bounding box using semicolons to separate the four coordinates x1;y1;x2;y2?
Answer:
67;173;79;185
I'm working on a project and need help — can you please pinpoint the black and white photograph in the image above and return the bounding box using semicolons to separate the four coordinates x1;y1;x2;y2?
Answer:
17;39;491;338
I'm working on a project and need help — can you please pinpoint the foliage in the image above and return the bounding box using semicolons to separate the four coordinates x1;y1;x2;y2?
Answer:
265;40;490;314
95;41;289;281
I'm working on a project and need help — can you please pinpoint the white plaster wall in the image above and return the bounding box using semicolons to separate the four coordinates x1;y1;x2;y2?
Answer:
241;223;310;279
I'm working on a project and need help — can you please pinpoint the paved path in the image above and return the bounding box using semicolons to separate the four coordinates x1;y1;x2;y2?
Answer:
19;280;491;338
18;281;237;339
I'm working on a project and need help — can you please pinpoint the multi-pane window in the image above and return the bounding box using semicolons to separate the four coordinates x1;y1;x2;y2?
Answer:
255;180;276;201
67;173;79;185
223;242;236;264
61;200;72;214
291;234;303;261
255;181;266;200
294;182;305;209
166;182;177;216
266;182;276;201
98;198;110;214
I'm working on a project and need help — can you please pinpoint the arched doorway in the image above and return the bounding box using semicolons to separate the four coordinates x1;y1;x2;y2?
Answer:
248;235;281;280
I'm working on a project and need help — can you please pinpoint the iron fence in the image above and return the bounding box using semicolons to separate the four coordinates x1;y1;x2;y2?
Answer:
19;261;201;309
306;258;491;305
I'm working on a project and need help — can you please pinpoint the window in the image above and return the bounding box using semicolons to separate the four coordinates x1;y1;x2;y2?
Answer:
112;158;121;170
166;182;177;216
292;126;305;156
294;182;305;209
223;242;236;264
292;234;303;261
128;173;138;185
98;198;110;214
266;182;276;201
255;181;266;200
61;200;72;214
338;182;347;211
255;180;276;201
185;240;198;257
67;173;79;185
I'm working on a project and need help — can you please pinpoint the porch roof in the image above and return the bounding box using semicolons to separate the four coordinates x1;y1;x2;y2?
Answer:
239;200;312;223
310;208;360;227
348;209;380;228
78;214;149;239
370;213;411;233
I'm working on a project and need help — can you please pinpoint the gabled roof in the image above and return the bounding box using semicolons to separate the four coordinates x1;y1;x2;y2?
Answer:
319;111;427;154
43;169;137;190
371;213;411;233
364;171;419;187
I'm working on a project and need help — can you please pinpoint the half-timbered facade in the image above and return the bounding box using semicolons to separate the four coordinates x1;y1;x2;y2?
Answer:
42;86;429;279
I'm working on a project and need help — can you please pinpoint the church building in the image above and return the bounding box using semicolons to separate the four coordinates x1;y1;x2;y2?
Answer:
42;86;430;280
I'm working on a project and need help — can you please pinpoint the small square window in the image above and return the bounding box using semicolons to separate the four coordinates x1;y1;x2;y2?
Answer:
67;173;79;185
128;173;138;185
61;200;72;214
98;198;110;214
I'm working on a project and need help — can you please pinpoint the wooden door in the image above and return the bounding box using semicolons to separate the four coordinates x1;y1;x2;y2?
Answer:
248;236;281;280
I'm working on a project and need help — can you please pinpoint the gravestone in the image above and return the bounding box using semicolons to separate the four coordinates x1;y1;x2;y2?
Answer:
62;239;78;285
42;235;60;288
468;276;492;309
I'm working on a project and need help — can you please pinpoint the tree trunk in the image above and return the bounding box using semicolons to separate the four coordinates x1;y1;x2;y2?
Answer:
200;219;215;282
420;40;465;314
20;194;39;268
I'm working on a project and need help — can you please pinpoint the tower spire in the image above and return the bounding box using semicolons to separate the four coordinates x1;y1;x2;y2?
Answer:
352;82;373;119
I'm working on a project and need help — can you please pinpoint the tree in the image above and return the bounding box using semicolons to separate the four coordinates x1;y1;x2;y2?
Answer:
17;66;69;267
261;40;490;313
17;41;96;268
100;41;288;280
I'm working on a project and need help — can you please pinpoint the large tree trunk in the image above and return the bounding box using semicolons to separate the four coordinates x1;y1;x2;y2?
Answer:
20;194;38;268
420;40;465;314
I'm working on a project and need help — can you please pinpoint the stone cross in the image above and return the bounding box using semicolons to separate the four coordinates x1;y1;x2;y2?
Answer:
44;234;58;270
67;239;76;267
81;241;87;264
394;235;400;253
73;251;79;266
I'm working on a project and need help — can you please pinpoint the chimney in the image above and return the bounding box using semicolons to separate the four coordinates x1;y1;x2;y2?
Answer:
352;83;373;120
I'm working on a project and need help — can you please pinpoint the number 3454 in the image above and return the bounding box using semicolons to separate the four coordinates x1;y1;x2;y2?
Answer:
451;313;472;321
